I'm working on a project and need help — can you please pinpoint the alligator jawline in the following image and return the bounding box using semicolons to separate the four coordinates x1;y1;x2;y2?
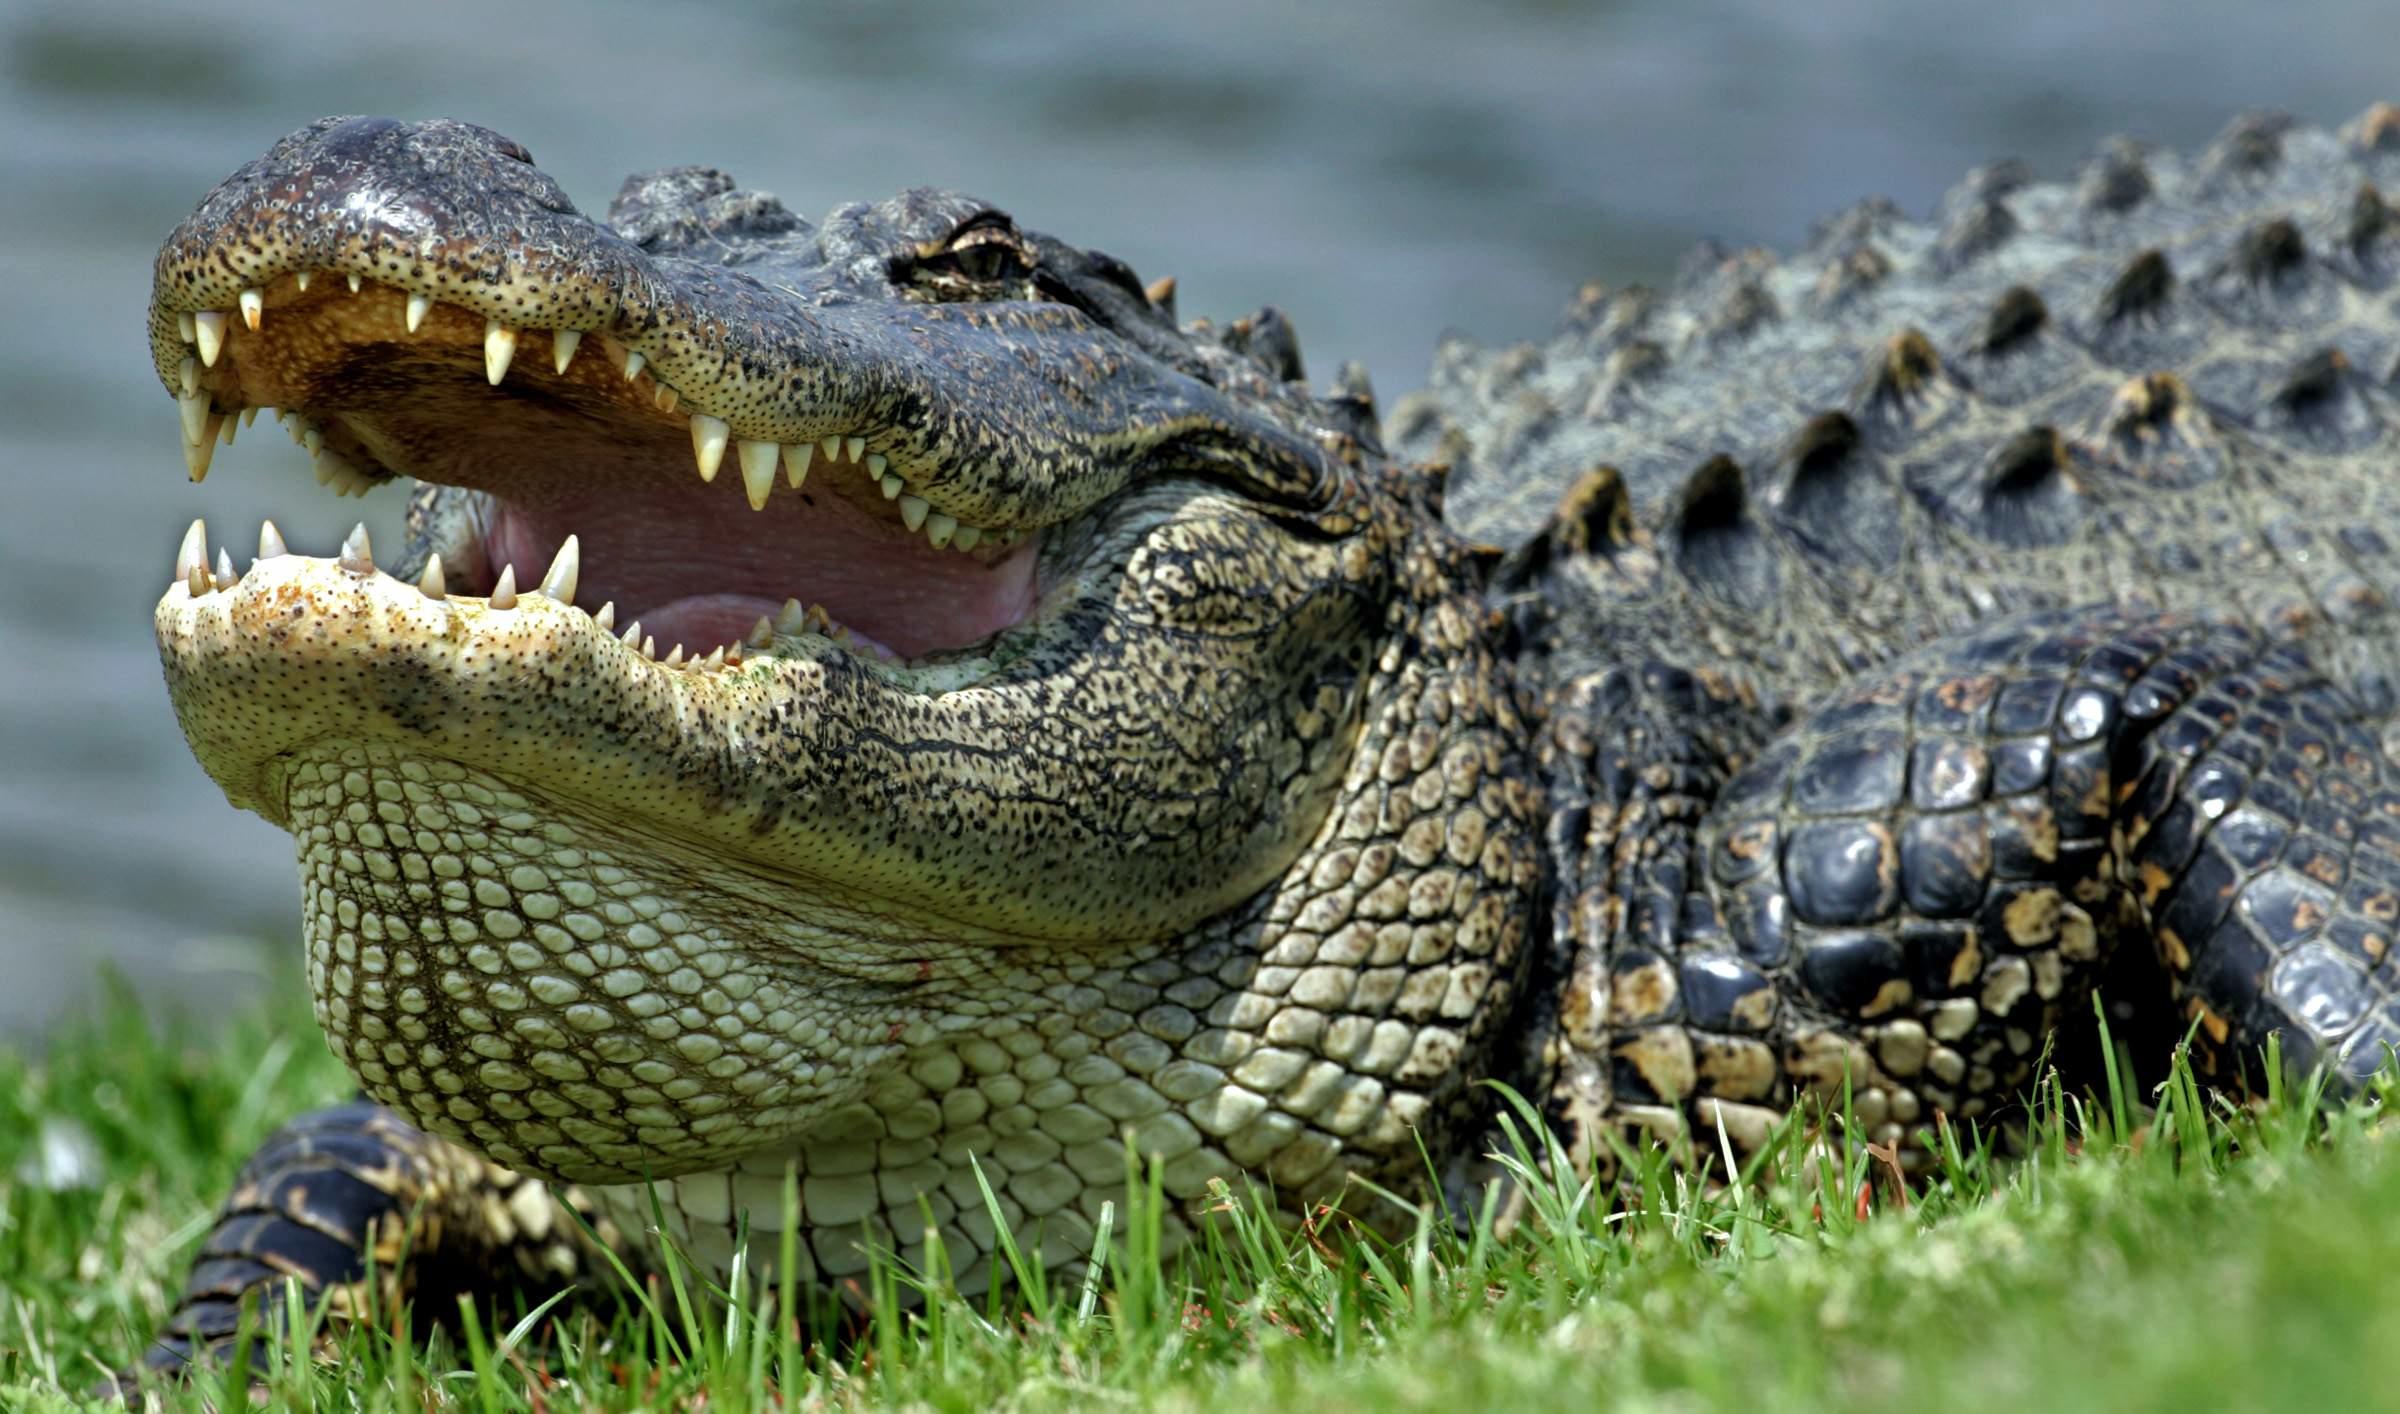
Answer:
179;275;1044;662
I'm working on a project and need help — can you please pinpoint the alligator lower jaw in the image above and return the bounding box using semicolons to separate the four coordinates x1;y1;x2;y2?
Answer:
161;275;1042;663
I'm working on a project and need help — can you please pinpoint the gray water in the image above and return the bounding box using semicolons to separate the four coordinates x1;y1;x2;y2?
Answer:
0;0;2389;1038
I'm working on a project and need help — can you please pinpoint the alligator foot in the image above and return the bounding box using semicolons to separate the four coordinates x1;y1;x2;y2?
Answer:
100;1098;615;1398
1542;605;2400;1178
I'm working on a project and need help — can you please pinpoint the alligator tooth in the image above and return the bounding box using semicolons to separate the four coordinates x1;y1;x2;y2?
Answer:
879;473;903;500
594;601;616;632
484;320;519;385
303;427;325;458
178;391;210;446
186;561;211;597
238;287;265;331
926;512;958;549
346;272;362;294
338;522;373;574
654;384;679;413
241;406;260;428
664;644;685;668
845;436;865;463
185;419;219;481
177;311;196;344
621;619;642;647
192;311;227;367
701;646;726;671
641;634;656;659
819;435;843;463
179;357;198;397
404;293;432;333
312;453;337;486
418;553;447;599
214;548;235;588
552;329;582;374
173;519;207;584
539;534;581;604
746;615;774;648
774;598;808;634
489;564;518;609
293;269;312;292
951;525;982;552
623;350;646;381
737;439;779;509
780;441;813;489
690;415;730;483
257;520;287;560
898;494;930;532
866;452;887;477
218;412;238;447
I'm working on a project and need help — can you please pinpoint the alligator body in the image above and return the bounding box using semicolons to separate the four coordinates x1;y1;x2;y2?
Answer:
128;105;2400;1381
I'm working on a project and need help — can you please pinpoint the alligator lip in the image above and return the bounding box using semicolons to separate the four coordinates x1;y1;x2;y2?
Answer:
165;275;1042;662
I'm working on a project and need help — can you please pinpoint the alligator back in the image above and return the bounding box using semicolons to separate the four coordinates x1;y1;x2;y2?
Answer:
1394;107;2400;714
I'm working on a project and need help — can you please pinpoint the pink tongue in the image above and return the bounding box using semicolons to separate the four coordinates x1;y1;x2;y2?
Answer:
481;477;1038;660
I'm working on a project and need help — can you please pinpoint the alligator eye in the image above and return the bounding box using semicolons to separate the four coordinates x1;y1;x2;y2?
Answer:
935;223;1030;283
947;239;1022;282
902;211;1032;292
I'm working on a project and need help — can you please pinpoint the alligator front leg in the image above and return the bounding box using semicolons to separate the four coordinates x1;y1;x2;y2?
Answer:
1548;605;2400;1178
105;1098;614;1396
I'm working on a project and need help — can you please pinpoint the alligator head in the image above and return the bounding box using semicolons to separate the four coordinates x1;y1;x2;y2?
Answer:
150;117;1537;1268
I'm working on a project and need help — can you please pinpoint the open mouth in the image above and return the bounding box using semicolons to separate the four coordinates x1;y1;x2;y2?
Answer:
167;273;1042;665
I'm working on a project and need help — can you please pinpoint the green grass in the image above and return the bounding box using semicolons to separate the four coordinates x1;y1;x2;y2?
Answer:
4;987;2398;1411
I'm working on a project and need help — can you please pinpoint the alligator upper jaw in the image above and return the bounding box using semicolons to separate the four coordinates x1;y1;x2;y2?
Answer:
148;115;1350;660
162;275;1044;661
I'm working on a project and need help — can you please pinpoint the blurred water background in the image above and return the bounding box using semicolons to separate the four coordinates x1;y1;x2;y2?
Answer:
0;0;2389;1038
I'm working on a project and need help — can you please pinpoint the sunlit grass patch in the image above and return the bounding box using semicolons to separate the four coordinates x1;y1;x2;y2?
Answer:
3;986;2394;1410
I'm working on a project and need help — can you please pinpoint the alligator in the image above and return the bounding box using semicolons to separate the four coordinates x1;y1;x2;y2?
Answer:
126;104;2400;1384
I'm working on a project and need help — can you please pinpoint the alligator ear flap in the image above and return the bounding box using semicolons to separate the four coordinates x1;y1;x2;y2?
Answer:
1671;454;1777;608
1319;361;1384;455
1225;306;1305;381
1491;464;1636;594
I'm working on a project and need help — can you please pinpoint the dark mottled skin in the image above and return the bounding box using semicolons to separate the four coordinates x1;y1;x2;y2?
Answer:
1397;104;2400;1178
117;103;2400;1389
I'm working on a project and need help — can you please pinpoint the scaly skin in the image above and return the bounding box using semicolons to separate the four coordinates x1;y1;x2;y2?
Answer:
134;114;1539;1384
1401;103;2400;1176
123;103;2400;1383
